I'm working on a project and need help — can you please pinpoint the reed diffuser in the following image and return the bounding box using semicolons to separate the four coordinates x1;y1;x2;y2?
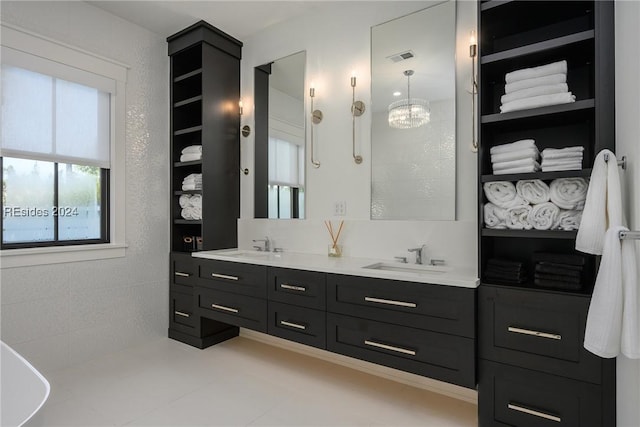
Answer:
324;220;344;257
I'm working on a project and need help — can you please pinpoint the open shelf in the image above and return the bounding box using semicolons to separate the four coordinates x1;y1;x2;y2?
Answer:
481;168;592;183
174;68;202;83
481;99;594;124
174;219;202;225
480;0;515;12
174;190;202;195
482;229;578;240
174;160;202;167
174;95;203;108
174;125;203;136
479;280;592;297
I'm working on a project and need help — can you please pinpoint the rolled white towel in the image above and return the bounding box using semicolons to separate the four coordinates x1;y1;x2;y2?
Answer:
505;60;567;84
484;203;507;229
180;152;202;162
541;146;584;159
181;145;202;154
494;163;541;175
505;73;567;94
179;194;192;208
181;207;195;220
549;177;589;210
505;205;533;230
190;194;202;207
483;181;527;209
500;92;576;113
501;83;568;104
554;209;583;231
528;202;560;230
516;179;550;204
490;139;537;155
191;206;202;221
493;158;540;172
491;147;539;164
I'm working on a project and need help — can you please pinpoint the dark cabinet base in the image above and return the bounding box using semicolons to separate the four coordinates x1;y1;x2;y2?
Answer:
168;326;238;349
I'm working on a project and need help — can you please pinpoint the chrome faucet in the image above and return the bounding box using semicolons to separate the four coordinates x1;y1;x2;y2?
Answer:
252;236;270;252
408;245;426;265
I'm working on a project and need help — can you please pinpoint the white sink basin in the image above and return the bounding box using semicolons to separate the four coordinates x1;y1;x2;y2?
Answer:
217;249;272;259
362;262;449;275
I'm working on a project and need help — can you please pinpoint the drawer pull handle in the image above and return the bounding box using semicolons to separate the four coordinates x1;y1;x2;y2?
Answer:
174;311;190;318
174;272;190;277
211;303;239;313
364;340;416;356
211;272;240;281
364;297;417;308
280;320;307;330
508;403;561;423
508;326;561;341
280;284;307;292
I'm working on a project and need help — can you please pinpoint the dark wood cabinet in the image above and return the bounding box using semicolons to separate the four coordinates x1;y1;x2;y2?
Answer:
477;2;616;425
167;22;242;347
268;301;326;349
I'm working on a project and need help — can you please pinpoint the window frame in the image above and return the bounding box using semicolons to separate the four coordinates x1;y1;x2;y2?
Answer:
0;23;128;268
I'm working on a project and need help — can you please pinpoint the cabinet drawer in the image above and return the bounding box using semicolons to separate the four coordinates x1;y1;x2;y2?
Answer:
198;259;267;298
171;252;197;292
268;268;326;309
268;301;326;349
327;274;475;337
327;313;475;388
479;285;602;383
198;287;267;333
479;360;603;427
170;291;196;333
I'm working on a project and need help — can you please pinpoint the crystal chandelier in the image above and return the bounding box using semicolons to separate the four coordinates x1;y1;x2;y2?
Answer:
388;70;430;129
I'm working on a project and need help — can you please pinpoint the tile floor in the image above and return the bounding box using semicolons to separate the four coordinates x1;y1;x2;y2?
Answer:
32;337;478;426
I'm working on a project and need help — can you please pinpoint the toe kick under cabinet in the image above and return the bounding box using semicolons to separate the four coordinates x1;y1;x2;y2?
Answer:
182;257;477;390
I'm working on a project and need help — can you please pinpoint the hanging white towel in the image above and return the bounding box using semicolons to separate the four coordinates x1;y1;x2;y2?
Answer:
501;83;568;104
505;73;567;94
575;150;624;254
584;226;640;358
500;92;576;113
505;60;568;84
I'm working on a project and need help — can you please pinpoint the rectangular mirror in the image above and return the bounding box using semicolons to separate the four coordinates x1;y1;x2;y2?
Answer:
371;1;456;220
254;51;306;219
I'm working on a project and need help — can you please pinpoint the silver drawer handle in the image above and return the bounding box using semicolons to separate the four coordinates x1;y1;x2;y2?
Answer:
174;272;190;277
508;326;561;341
211;303;239;313
508;403;561;423
280;284;306;292
280;320;307;330
364;296;417;308
211;272;240;281
174;311;190;318
364;340;416;356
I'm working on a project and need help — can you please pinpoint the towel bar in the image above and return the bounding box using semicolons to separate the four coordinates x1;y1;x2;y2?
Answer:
603;153;627;170
619;230;640;240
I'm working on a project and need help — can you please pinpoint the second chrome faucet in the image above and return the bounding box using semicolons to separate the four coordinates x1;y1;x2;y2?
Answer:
407;244;427;265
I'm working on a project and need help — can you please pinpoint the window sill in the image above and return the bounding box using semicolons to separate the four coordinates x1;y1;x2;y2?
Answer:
0;243;127;268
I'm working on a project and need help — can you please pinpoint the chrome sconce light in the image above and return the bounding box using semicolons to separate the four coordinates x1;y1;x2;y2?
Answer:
239;98;249;175
310;86;322;168
350;73;364;164
470;30;478;153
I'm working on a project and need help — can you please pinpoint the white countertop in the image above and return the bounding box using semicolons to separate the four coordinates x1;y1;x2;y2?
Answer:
192;249;479;288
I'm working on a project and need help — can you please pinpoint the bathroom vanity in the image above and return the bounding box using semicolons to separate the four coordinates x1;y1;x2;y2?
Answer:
172;249;478;389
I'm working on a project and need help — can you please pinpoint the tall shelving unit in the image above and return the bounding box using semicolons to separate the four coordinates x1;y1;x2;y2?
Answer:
476;1;616;425
167;21;243;348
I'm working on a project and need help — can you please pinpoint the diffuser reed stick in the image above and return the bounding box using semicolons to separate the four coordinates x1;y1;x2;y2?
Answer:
324;220;344;256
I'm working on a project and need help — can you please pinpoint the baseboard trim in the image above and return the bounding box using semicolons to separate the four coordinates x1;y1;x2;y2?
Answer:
239;328;478;404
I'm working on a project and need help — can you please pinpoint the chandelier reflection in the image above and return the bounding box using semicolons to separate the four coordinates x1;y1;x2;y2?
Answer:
388;70;430;129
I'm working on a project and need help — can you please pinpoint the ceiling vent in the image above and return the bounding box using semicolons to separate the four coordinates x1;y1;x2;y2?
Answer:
387;50;415;63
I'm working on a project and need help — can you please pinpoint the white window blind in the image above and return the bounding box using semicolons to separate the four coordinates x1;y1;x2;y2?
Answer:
268;137;303;188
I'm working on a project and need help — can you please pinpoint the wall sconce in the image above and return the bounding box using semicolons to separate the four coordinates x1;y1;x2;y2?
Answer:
310;86;322;168
350;72;364;164
470;30;478;153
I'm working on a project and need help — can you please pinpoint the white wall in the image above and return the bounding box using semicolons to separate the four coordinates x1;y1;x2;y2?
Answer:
239;1;478;268
614;1;640;425
0;1;169;374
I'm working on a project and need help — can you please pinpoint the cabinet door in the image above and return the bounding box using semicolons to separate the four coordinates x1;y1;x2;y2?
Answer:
198;287;267;333
327;313;475;389
327;274;475;337
197;259;267;298
479;360;603;427
268;301;326;349
171;252;197;294
479;285;602;383
170;291;197;334
268;268;326;309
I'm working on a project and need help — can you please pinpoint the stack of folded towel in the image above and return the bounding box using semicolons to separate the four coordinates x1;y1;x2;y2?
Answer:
484;258;527;285
500;60;575;113
483;177;587;231
180;145;202;162
540;146;584;172
532;252;585;291
179;194;202;220
490;139;540;175
182;173;202;191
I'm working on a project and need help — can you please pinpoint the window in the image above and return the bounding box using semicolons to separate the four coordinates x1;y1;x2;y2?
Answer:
1;66;110;248
268;136;304;219
0;24;127;267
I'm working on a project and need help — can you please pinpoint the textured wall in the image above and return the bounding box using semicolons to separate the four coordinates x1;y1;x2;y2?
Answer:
0;1;169;374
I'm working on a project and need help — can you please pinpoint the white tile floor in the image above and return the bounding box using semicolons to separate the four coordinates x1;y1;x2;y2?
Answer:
34;337;478;426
